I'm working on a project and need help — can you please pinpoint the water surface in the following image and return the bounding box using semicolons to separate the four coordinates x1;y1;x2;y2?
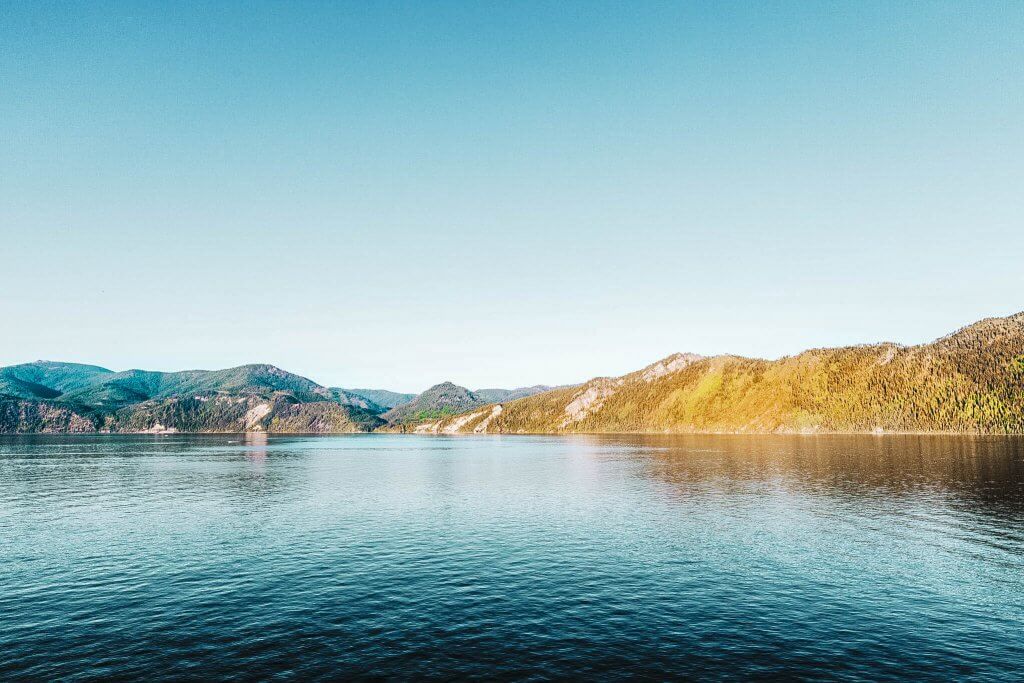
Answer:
2;434;1022;680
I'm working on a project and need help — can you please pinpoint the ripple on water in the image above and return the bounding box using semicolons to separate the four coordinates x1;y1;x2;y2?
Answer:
1;433;1023;680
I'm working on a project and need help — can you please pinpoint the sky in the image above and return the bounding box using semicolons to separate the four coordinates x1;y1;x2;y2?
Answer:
1;1;1022;392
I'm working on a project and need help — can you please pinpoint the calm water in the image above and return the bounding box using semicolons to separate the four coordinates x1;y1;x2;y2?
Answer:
1;434;1023;681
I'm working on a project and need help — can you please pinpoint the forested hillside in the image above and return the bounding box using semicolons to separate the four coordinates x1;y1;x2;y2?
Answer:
3;313;1023;434
424;314;1024;435
0;363;383;433
382;382;485;425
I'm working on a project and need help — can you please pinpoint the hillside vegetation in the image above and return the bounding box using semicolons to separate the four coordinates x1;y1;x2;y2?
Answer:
423;313;1024;435
0;362;113;400
382;382;485;425
4;312;1024;434
0;363;383;433
343;388;416;410
474;386;554;403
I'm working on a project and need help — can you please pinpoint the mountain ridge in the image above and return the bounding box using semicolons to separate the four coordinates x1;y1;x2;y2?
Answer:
382;382;485;425
342;388;416;410
3;311;1024;434
0;362;385;434
419;312;1024;435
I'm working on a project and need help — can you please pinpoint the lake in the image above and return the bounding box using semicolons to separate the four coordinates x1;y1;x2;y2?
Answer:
1;434;1022;680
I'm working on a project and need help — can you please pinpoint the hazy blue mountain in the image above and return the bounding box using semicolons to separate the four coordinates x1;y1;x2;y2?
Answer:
350;386;554;412
343;388;416;410
325;388;388;413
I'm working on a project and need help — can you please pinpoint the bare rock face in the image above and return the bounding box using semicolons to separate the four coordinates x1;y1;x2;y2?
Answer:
638;353;704;382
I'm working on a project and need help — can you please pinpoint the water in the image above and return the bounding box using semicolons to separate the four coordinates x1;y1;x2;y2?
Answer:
1;434;1023;680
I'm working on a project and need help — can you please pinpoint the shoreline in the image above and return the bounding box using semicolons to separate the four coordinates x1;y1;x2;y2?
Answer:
3;430;1024;438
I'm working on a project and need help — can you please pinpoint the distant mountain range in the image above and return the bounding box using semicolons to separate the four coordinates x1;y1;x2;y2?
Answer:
3;312;1024;434
0;361;551;434
0;363;385;434
344;389;417;410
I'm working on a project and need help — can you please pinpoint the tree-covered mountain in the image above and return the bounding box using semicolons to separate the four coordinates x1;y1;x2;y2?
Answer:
57;364;339;408
421;313;1024;435
381;382;485;425
0;362;382;433
0;397;98;433
0;362;114;400
342;388;416;410
4;312;1024;435
474;386;554;403
346;385;551;412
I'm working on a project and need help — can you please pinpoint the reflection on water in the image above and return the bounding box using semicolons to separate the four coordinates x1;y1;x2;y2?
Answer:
243;431;269;460
618;434;1024;514
1;434;1022;680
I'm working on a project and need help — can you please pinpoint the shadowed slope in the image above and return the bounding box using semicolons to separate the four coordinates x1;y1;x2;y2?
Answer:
0;362;114;399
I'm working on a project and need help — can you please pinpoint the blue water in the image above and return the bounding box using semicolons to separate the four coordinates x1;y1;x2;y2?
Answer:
1;434;1023;680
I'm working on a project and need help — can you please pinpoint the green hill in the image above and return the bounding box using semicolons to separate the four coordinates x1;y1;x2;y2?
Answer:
382;382;485;425
0;361;114;399
57;364;336;408
0;362;381;433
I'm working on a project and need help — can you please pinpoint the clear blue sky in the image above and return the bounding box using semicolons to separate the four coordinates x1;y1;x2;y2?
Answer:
2;1;1022;392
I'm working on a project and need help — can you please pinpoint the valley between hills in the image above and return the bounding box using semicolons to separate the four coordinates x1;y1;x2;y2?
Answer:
3;312;1024;435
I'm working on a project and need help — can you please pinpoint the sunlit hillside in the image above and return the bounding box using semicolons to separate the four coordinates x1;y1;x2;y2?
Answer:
423;313;1024;435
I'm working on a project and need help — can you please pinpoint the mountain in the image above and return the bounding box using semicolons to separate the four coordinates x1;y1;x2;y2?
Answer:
0;362;114;400
343;388;416;410
0;362;382;433
0;397;99;433
381;382;485;425
102;393;379;434
474;386;554;403
58;364;338;408
421;313;1024;435
5;311;1024;435
324;388;388;413
347;386;549;410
